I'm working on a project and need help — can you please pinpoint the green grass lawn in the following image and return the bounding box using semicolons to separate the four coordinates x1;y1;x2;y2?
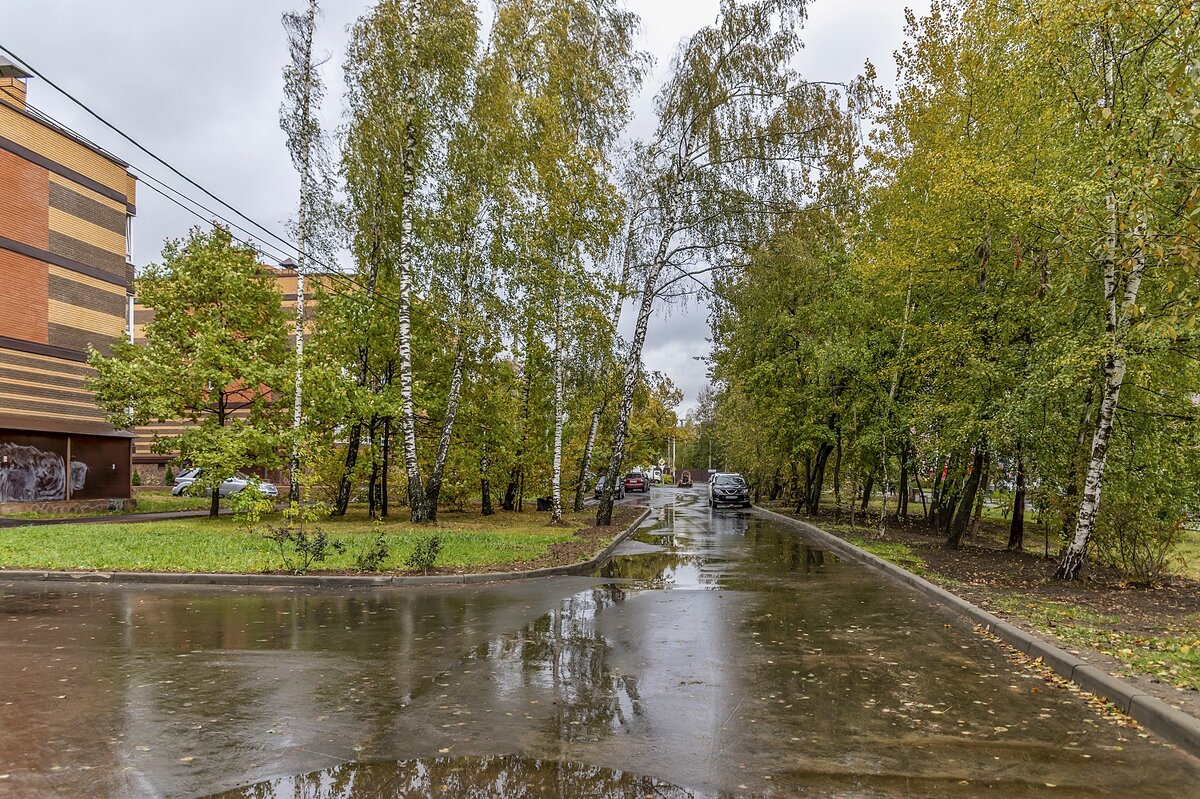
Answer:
1179;526;1200;581
0;508;594;574
5;489;211;519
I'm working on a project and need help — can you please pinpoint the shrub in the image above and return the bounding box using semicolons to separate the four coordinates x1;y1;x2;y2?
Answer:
405;535;442;575
132;470;142;486
164;466;174;486
1094;502;1184;584
231;488;277;534
355;526;390;572
263;525;346;575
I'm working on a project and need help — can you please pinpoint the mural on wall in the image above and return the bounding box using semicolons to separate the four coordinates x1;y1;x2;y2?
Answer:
0;442;87;503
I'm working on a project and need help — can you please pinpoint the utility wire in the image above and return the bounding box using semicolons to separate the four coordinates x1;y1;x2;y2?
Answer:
0;74;401;311
0;42;317;268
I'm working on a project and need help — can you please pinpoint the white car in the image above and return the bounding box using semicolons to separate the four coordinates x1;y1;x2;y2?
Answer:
172;469;278;498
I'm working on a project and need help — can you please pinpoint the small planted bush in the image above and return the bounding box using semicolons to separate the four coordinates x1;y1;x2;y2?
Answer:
263;525;346;575
355;526;390;573
405;535;442;575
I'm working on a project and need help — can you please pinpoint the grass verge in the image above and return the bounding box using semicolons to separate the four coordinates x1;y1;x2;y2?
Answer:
984;595;1200;692
0;507;617;575
4;490;211;519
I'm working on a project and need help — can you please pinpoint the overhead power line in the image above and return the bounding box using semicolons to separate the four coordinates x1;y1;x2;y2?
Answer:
0;48;401;311
0;41;311;266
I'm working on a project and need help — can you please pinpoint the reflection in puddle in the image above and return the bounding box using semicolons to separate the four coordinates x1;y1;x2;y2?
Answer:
206;756;731;798
600;508;837;591
484;587;644;743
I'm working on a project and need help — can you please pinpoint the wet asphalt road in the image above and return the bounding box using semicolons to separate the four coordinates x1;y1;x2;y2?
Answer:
1;488;1198;798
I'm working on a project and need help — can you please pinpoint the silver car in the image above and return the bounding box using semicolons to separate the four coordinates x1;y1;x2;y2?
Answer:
172;470;278;498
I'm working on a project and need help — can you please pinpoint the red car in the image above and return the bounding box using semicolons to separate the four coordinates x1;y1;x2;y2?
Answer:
623;471;649;493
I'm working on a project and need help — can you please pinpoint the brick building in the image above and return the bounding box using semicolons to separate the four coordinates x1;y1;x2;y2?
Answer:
0;58;136;512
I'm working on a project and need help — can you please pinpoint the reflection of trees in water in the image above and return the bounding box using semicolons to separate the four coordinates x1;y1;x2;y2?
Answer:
738;520;835;579
208;756;723;798
111;590;498;769
486;588;643;743
598;551;728;590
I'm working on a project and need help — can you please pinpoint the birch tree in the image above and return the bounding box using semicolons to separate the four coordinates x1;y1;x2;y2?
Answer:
343;0;478;522
596;0;857;525
280;0;337;504
482;0;645;524
1048;2;1200;579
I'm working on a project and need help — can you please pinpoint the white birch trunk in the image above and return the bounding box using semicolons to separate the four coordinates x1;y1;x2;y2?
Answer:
425;312;466;523
596;163;685;526
287;0;318;505
1056;142;1145;578
398;0;425;522
550;278;566;524
573;405;601;512
596;229;670;525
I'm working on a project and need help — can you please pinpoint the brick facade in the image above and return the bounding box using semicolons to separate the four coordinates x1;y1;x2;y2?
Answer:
0;65;137;511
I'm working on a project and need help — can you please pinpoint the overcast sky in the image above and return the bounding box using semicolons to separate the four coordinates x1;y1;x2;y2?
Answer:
4;0;929;415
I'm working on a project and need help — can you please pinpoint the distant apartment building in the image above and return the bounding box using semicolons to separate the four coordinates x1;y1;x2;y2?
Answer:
0;58;136;511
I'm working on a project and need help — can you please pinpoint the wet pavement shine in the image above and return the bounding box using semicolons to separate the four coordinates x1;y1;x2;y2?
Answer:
1;490;1198;798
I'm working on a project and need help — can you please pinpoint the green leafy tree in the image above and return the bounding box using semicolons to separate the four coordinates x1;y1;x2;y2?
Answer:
343;0;479;522
596;0;864;525
88;227;290;517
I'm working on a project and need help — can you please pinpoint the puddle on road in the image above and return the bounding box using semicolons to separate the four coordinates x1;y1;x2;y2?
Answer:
598;500;838;591
206;755;729;798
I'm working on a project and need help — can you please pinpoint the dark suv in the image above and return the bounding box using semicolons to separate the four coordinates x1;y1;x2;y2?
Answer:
709;472;750;508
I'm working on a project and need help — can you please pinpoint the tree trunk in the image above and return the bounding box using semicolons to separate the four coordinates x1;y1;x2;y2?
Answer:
913;473;928;520
947;446;986;549
396;6;425;523
480;452;493;516
1056;69;1146;579
1007;443;1026;551
832;431;843;520
807;443;834;516
425;331;467;524
550;281;566;525
367;416;380;519
503;468;520;512
597;170;683;526
969;458;990;539
380;416;391;518
860;472;874;512
574;405;602;513
897;444;909;521
334;421;362;517
210;487;220;519
1060;387;1096;544
1057;353;1126;580
286;0;318;505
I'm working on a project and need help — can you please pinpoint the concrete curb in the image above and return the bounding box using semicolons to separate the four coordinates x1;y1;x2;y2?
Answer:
753;504;1200;761
0;507;654;590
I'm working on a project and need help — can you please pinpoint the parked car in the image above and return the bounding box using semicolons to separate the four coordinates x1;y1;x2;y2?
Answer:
593;475;626;500
709;472;750;508
623;471;649;493
172;470;279;498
